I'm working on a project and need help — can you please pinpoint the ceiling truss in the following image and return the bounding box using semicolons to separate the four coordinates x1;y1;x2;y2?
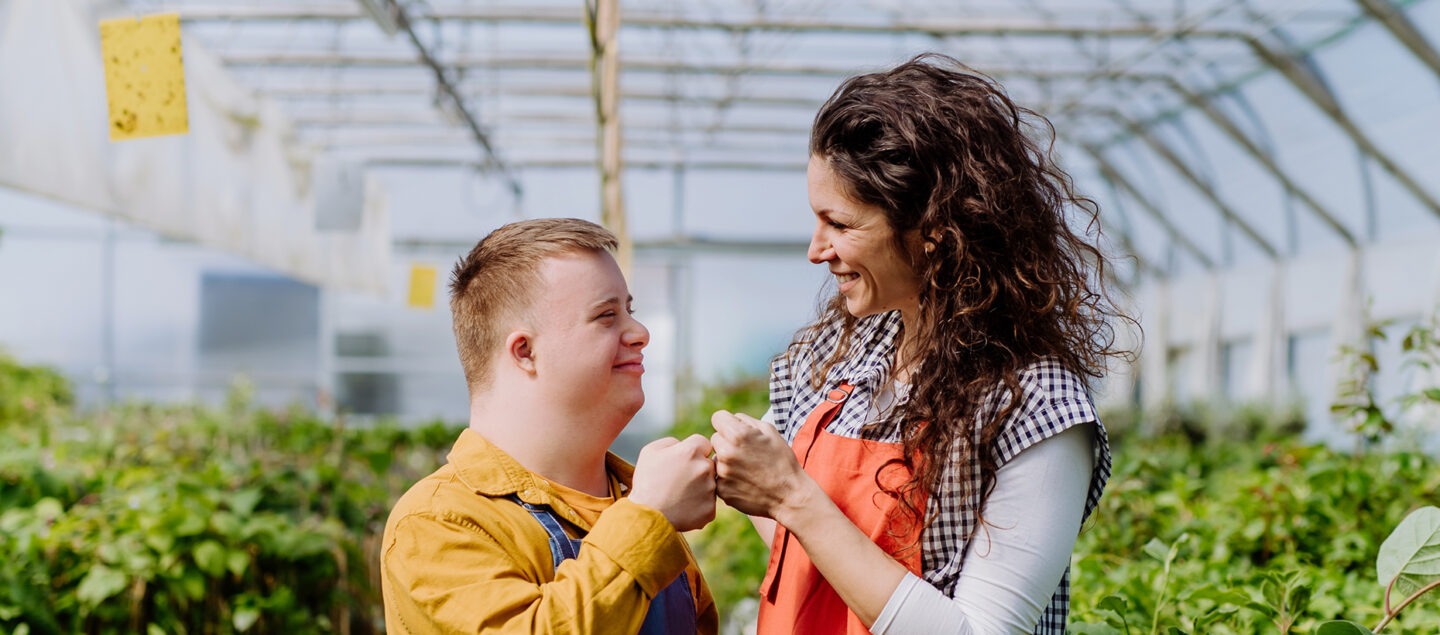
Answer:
153;0;1440;284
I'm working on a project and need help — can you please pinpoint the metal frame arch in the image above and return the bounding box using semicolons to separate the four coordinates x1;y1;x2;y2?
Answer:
1355;0;1440;81
1242;31;1440;220
1103;109;1282;261
1060;0;1360;252
1081;144;1219;273
1157;77;1360;248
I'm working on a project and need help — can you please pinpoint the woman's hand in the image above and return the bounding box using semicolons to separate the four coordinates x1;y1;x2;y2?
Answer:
710;410;814;521
712;410;908;627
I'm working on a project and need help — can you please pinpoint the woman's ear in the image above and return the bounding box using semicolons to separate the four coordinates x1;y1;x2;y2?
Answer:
505;330;537;374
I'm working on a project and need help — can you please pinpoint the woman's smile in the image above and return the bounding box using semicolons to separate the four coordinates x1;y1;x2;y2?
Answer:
807;156;922;320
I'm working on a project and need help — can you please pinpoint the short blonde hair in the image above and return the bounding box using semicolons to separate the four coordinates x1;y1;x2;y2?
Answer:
449;218;618;390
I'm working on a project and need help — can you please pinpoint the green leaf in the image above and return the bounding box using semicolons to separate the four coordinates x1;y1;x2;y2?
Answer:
1097;594;1130;618
233;606;261;632
194;540;227;577
1289;584;1312;613
1423;388;1440;403
148;625;166;635
1316;621;1373;635
1071;625;1123;635
1361;352;1379;371
1143;538;1170;562
211;511;242;538
365;448;394;474
180;569;206;600
229;488;262;516
33;497;63;521
227;548;250;577
174;511;207;537
1240;597;1277;618
76;565;129;607
144;527;175;554
1363;409;1388;432
1377;506;1440;598
1183;586;1251;606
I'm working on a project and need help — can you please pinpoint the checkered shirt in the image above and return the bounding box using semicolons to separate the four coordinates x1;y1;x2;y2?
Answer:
768;310;1112;634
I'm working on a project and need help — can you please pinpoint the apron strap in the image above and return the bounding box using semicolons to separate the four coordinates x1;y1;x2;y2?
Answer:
763;383;853;603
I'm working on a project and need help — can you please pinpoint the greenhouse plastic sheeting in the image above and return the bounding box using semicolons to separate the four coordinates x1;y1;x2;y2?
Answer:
0;0;390;294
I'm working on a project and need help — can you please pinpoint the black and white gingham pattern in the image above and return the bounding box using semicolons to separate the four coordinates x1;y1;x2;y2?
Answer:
769;310;1113;635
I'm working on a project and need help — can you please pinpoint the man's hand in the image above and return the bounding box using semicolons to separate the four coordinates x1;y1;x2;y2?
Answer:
629;435;717;532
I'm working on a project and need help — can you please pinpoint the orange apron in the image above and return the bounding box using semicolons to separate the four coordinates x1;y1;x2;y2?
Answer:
757;384;927;635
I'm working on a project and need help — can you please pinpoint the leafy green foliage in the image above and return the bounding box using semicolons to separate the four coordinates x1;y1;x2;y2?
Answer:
0;352;71;434
1070;433;1440;634
0;353;461;634
1377;507;1440;601
668;376;771;440
7;338;1440;634
667;377;1440;635
1319;505;1440;633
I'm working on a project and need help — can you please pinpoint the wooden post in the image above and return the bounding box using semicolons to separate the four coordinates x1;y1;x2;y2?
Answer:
590;0;631;273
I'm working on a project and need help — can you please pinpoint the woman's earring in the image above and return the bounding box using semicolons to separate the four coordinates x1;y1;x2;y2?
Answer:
923;241;936;254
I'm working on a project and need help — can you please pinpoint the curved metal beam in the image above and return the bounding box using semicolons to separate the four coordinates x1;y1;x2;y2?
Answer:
1012;1;1357;251
217;50;1144;80
1355;0;1440;80
180;6;1242;39
1081;145;1217;271
1244;35;1440;220
369;0;521;198
1107;111;1281;261
366;157;807;171
1158;78;1360;248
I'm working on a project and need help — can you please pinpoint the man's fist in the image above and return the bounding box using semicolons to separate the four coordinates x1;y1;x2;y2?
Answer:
628;435;717;532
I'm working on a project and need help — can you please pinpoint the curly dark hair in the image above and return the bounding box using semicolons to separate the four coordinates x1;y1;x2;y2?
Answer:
793;53;1131;539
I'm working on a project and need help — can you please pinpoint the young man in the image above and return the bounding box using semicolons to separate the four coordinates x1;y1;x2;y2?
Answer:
381;218;719;634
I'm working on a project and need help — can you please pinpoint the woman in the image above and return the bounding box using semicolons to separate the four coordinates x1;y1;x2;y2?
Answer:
709;53;1128;634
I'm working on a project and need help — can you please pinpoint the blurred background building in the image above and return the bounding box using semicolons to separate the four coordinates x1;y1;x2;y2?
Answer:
2;0;1438;450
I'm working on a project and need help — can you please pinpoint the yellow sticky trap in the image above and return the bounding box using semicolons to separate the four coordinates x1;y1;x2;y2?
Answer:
408;265;438;309
99;13;189;141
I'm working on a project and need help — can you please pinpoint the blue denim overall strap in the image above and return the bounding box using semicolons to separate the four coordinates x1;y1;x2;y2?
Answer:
510;496;698;634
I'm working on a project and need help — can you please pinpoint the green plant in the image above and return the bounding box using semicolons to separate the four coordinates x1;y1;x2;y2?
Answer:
1070;432;1440;633
0;351;72;433
0;356;463;634
1398;315;1440;416
1331;319;1396;448
1332;313;1440;452
668;376;770;440
1317;506;1440;634
669;373;1440;634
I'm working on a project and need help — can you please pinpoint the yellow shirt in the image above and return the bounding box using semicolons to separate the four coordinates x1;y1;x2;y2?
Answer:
381;428;719;634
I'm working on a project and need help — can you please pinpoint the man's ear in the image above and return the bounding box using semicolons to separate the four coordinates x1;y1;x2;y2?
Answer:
505;330;538;374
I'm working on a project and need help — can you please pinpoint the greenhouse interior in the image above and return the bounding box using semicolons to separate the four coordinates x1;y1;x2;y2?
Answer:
2;0;1439;632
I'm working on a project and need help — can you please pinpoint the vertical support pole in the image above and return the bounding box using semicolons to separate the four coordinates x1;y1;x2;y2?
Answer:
591;0;631;273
